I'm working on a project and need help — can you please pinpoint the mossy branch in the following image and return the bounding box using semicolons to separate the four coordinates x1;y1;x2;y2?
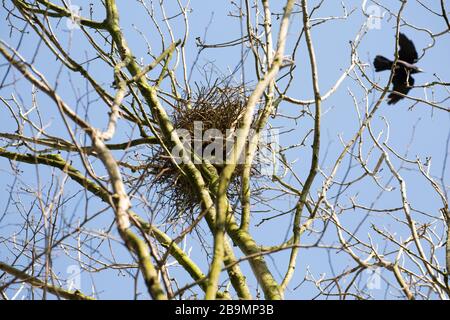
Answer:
0;261;94;300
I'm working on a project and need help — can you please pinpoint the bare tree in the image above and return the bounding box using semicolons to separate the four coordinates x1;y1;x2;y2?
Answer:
0;0;449;300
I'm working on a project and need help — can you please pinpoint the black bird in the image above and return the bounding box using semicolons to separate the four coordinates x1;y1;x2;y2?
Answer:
373;33;423;105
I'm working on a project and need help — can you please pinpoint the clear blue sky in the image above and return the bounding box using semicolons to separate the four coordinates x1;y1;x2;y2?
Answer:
1;1;449;299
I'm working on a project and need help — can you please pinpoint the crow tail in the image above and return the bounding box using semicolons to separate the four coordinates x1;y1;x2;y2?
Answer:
373;55;392;72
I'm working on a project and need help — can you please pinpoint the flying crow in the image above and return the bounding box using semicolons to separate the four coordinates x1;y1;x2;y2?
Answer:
373;33;423;105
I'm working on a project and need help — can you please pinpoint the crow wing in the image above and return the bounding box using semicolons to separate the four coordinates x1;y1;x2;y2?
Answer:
388;70;415;105
398;33;418;64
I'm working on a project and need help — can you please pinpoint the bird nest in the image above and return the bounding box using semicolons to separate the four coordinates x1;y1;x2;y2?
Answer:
150;83;260;218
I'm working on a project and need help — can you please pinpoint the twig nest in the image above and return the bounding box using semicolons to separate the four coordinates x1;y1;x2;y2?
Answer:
151;82;258;217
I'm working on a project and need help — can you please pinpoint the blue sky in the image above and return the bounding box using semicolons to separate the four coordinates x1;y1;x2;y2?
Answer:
1;0;449;299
